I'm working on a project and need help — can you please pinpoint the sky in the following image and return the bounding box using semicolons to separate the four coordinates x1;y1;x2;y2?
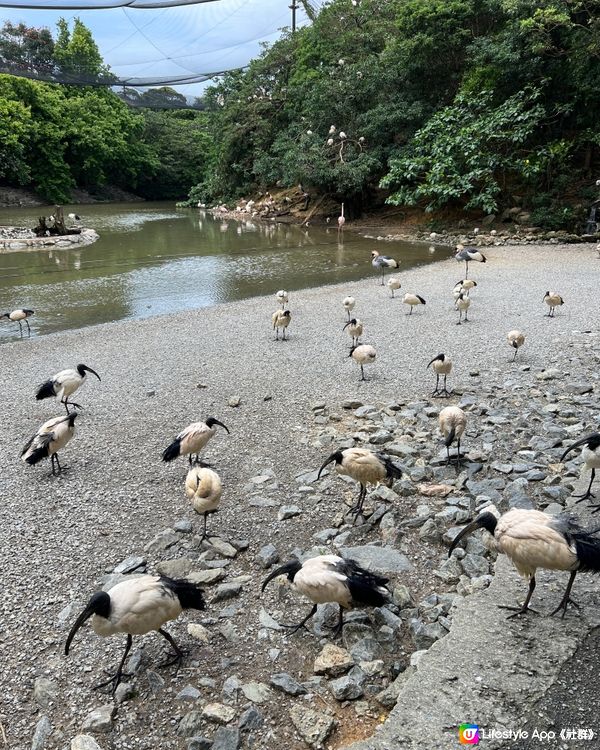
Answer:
0;0;316;96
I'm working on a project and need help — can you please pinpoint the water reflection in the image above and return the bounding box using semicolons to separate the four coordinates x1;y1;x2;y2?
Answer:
0;201;449;342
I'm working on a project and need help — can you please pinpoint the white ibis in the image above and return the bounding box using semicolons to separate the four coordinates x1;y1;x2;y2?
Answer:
318;447;402;518
162;417;229;465
453;279;477;297
438;406;466;463
427;353;452;397
507;330;525;361
455;245;486;278
185;466;222;539
343;318;363;347
35;364;101;413
386;277;401;298
272;309;291;340
338;203;345;232
21;412;77;475
261;555;389;635
402;293;426;315
449;508;600;617
1;308;34;337
276;290;289;308
371;251;399;285
561;433;600;506
349;344;376;381
455;292;471;324
65;575;205;692
543;291;564;317
342;296;355;319
68;212;81;221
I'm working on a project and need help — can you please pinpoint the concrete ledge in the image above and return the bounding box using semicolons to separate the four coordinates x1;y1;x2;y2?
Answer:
348;553;600;749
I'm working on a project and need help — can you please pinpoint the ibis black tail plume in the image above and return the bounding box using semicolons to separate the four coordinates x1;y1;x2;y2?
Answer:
161;577;205;610
24;443;50;465
343;559;389;607
36;380;56;400
162;437;182;462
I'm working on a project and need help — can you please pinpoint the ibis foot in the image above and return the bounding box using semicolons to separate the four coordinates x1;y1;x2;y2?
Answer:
549;596;580;619
499;604;539;619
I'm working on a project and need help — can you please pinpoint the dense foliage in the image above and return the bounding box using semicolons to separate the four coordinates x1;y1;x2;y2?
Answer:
0;20;209;202
190;0;600;223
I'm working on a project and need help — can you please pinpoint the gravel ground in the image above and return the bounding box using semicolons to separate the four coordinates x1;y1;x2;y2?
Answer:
1;242;599;750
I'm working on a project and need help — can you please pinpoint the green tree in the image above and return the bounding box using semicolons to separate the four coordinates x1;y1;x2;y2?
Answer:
53;17;109;81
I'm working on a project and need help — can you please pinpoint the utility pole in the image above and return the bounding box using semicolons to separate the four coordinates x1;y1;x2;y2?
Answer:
289;0;298;31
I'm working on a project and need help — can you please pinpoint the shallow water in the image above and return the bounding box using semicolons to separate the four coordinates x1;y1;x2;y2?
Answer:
0;202;450;342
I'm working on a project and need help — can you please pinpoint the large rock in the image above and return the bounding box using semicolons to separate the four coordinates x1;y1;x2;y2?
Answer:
289;706;336;748
31;716;52;750
71;737;103;750
340;546;412;574
270;673;307;696
81;705;114;734
202;703;236;724
212;727;241;750
314;643;354;676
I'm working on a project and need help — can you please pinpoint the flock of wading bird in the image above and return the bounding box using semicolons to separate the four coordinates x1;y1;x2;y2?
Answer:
13;241;600;695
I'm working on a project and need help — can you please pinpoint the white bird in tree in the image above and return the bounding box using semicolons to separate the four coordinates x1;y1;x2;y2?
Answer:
1;308;34;337
261;555;390;635
272;309;291;340
162;417;229;465
64;575;205;693
371;250;399;285
449;508;600;618
455;245;486;278
427;353;452;397
438;406;467;464
349;344;376;381
21;412;78;476
185;466;223;539
342;296;355;319
543;291;564;317
318;447;402;518
402;293;426;315
561;433;600;507
35;364;101;413
338;203;345;232
386;277;401;298
343;318;363;347
507;330;525;361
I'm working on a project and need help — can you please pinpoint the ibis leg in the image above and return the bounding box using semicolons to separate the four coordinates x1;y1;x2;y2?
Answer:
360;364;365;381
440;373;450;397
158;628;185;667
348;484;366;519
513;348;518;362
549;571;579;618
199;513;209;541
94;634;133;693
432;373;440;396
573;469;596;502
25;319;31;336
331;606;345;638
18;320;23;337
282;603;318;634
501;576;537;618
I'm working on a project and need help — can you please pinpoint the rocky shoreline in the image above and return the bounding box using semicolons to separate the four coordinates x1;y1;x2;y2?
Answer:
0;226;100;251
1;242;598;750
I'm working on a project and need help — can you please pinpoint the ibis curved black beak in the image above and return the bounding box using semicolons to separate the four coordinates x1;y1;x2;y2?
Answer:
561;435;591;463
427;354;442;368
317;453;337;480
83;365;101;381
211;418;229;434
343;319;356;331
261;561;297;592
64;603;94;655
448;512;497;557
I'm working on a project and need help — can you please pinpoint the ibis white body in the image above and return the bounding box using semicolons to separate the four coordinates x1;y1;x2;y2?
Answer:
454;279;477;297
343;296;355;317
272;309;291;340
1;308;34;336
276;290;289;307
338;203;345;230
544;291;564;317
185;466;222;515
402;293;426;314
21;412;77;474
439;406;466;461
428;353;452;396
350;344;376;380
507;329;525;360
343;318;363;346
386;276;401;297
162;417;229;464
455;292;471;324
561;433;600;504
325;447;396;487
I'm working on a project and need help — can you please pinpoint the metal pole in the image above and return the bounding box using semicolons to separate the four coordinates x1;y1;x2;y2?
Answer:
289;0;297;31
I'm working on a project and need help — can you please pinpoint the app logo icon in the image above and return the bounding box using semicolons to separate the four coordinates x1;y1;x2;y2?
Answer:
459;724;480;745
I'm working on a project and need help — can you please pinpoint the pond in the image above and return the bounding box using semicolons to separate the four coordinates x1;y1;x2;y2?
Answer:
0;201;449;342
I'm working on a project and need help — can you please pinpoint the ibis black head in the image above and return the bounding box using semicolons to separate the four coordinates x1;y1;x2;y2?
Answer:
448;512;498;557
282;310;291;318
343;319;357;330
561;433;600;462
427;353;445;368
261;559;302;591
0;313;9;319
543;291;550;302
206;417;230;434
64;591;111;655
318;450;344;479
23;309;34;315
77;364;101;381
67;412;78;426
348;345;358;357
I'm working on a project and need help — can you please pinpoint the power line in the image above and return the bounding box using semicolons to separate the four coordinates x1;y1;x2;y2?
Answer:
0;1;220;8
